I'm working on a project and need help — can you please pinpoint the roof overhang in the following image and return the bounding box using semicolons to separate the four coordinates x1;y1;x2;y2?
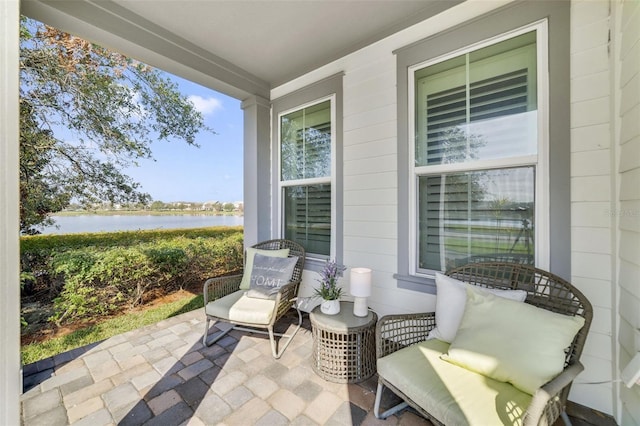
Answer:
21;0;464;100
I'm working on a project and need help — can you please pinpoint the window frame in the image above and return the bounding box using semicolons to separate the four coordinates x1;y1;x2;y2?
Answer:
270;73;344;272
277;95;337;261
393;0;570;293
407;20;550;278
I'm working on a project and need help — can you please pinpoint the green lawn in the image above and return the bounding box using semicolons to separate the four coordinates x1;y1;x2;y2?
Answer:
21;293;203;365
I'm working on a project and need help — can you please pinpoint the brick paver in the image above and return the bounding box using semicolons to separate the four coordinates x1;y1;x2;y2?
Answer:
21;309;430;425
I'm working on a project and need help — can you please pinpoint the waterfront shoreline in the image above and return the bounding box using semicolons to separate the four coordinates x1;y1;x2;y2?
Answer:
39;213;244;235
53;210;242;217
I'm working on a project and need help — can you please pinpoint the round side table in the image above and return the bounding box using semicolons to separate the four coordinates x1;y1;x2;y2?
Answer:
309;301;377;383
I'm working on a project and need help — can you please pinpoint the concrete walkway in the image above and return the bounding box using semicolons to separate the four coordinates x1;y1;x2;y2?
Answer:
21;309;429;425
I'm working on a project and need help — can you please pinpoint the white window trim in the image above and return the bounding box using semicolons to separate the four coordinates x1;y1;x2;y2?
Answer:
407;20;550;278
277;94;337;261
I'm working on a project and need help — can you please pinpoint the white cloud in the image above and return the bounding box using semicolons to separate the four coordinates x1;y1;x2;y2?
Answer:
188;95;223;115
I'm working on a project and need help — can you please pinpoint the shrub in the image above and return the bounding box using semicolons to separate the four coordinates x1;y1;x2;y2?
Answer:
21;227;243;324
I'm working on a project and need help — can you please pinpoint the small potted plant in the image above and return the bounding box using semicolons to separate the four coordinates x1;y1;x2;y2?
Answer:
314;259;346;315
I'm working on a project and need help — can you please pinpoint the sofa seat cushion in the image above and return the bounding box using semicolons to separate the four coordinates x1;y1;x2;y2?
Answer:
205;290;275;325
377;339;532;426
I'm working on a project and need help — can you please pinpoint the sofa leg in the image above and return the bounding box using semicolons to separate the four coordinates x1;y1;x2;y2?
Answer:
374;382;409;419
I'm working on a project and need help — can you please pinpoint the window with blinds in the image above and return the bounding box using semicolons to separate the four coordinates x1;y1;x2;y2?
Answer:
284;184;331;256
280;99;332;256
412;31;539;273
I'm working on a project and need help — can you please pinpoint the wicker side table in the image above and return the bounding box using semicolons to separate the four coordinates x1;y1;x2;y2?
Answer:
309;301;377;383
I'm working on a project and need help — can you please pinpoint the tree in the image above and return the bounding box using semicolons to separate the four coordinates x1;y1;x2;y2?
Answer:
223;203;235;212
150;201;166;211
19;18;212;233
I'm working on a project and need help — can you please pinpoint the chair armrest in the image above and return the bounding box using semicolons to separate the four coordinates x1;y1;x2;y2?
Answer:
376;312;436;359
271;280;301;320
524;362;584;426
203;274;243;304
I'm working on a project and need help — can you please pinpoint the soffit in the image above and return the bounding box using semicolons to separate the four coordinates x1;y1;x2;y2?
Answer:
21;0;463;99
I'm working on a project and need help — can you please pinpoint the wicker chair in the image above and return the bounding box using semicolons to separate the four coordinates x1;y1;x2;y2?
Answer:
202;239;305;359
374;262;593;426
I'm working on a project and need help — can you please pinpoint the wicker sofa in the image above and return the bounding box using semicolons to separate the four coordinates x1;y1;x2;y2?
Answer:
374;262;593;426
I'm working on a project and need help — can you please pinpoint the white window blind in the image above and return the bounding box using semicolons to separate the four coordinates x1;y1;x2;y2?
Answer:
280;99;332;256
413;31;539;273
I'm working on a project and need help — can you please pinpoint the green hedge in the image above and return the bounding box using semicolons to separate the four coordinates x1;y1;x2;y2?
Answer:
21;227;243;324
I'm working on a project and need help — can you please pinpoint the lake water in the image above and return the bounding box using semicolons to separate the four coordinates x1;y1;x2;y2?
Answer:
39;214;243;235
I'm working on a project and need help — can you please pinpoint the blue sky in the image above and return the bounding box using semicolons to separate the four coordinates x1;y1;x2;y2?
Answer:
124;74;244;203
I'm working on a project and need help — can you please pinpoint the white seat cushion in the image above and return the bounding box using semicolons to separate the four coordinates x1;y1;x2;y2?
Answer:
205;290;276;325
377;339;532;426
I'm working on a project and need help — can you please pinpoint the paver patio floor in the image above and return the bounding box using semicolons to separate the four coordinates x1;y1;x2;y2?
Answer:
21;308;429;426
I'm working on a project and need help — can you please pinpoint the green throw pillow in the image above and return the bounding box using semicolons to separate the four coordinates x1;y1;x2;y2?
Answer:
239;247;290;290
442;285;585;395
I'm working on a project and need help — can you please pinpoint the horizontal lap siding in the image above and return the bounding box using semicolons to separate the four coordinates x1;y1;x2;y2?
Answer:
343;54;417;316
617;0;640;423
273;2;511;317
570;0;616;415
275;0;632;417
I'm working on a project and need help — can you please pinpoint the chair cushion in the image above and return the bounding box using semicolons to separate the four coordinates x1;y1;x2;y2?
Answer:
377;339;532;426
239;247;290;290
245;253;298;299
442;286;585;395
427;273;528;343
205;290;276;325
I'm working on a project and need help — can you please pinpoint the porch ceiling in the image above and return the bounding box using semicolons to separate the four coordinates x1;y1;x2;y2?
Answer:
21;0;463;100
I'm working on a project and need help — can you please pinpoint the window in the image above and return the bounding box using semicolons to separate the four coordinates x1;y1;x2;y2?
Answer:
279;98;334;258
409;26;547;275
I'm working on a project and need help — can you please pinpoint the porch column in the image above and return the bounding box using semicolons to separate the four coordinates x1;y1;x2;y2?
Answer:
0;0;22;424
242;95;271;247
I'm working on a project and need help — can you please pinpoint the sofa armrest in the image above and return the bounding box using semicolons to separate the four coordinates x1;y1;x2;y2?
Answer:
203;274;243;304
524;362;584;426
376;312;436;359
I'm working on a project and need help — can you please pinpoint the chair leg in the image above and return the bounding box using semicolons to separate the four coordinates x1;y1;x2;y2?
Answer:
202;317;210;346
560;410;572;426
374;382;409;419
202;317;232;347
268;307;302;359
204;309;302;357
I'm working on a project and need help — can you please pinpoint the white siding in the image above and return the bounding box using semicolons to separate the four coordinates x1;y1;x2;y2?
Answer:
616;0;640;423
277;0;637;420
277;0;512;317
569;0;617;415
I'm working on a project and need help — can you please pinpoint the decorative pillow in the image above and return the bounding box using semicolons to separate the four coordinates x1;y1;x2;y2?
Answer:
427;273;528;343
245;254;298;299
442;286;585;395
239;247;290;290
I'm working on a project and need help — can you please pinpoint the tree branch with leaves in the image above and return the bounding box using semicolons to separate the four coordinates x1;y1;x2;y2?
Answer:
19;17;213;233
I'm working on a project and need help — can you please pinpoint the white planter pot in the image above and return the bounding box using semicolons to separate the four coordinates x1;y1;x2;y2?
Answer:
320;299;340;315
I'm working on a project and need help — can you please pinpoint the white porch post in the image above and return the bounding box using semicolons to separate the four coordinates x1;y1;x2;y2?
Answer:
0;0;22;424
242;95;272;246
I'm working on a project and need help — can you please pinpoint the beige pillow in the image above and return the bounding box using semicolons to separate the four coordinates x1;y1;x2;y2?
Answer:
427;273;528;343
239;247;290;290
442;285;585;395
